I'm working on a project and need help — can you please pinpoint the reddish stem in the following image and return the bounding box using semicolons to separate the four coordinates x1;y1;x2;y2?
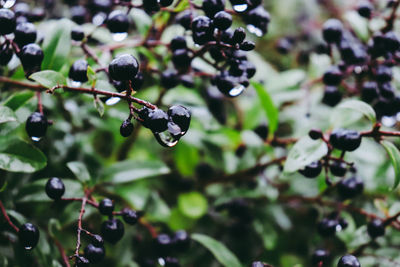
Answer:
36;91;43;114
53;238;71;267
0;200;19;233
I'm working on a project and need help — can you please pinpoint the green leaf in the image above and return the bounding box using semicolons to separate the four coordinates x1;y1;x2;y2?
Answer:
87;66;97;83
344;11;369;41
0;140;47;173
66;161;91;184
381;141;400;189
191;233;242;267
174;0;189;12
330;100;376;127
251;81;279;138
42;19;72;71
3;91;34;111
174;141;199;176
101;160;170;184
284;136;328;173
29;70;66;89
0;106;17;124
178;192;208;219
93;97;104;117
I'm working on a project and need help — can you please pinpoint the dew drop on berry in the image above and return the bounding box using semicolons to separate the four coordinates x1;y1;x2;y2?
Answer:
153;131;179;147
233;3;248;12
24;246;32;250
31;136;41;142
1;0;16;8
112;32;128;42
158;258;166;266
105;97;121;106
247;25;263;37
228;84;245;97
70;81;82;88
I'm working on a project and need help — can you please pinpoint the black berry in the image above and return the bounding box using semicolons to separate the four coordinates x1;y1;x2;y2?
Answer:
337;176;364;199
160;0;174;7
202;0;225;17
69;59;88;83
19;43;44;72
172;230;190;250
322;19;343;44
161;69;179;89
76;256;90;267
71;28;85;41
101;218;124;244
367;219;385;238
0;8;16;35
213;11;232;30
45;177;65;200
357;1;373;19
311;249;330;266
14;22;37;48
317;218;339;237
239;40;256;51
25;112;48;139
122;208;139;225
322;86;342;106
329;161;347;177
233;27;246;44
299;161;322;178
147;109;169;133
109;54;139;81
18;223;40;249
155;233;172;256
84;243;105;263
170;36;187;51
0;45;13;65
329;129;362;152
99;198;114;216
106;10;129;33
167;105;191;133
323;66;343;86
91;234;104;247
308;129;323;140
337;255;360;267
70;5;86;25
120;119;134;137
361;81;379;103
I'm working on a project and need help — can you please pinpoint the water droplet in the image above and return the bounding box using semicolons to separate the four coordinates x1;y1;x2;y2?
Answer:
335;224;343;232
31;136;41;142
153;131;179;148
105;97;121;106
92;12;106;26
112;32;128;42
382;116;396;127
229;84;245;97
233;3;248;12
1;0;16;8
70;81;82;87
158;258;166;266
247;24;264;37
24;246;32;250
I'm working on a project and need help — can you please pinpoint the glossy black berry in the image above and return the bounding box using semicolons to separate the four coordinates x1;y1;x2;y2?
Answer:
27;8;45;22
71;28;85;41
155;233;172;255
143;0;160;14
101;218;124;244
120;119;134;137
147;109;169;133
337;176;364;199
233;27;246;44
14;3;30;17
168;105;191;133
357;1;373;18
213;11;232;30
25;112;48;139
122;208;139;225
191;16;214;45
0;45;13;65
375;65;392;83
252;262;264;267
18;223;40;249
164;257;180;267
109;54;139;81
276;38;293;54
84;243;105;263
91;234;104;247
322;86;342;106
322;19;343;43
329;129;362;152
70;5;86;24
379;82;395;99
311;249;330;266
243;6;270;36
19;43;44;72
367;219;385;238
329;161;347;177
202;0;225;17
308;129;323;140
337;255;360;267
0;8;16;35
14;22;37;48
106;10;129;33
160;0;174;7
323;66;343;86
91;0;113;12
361;81;379;103
317;218;339;237
161;69;179;89
45;177;65;200
170;36;187;51
138;106;152;128
132;71;144;90
75;256;90;267
240;40;256;51
175;10;193;30
69;59;88;83
299;161;322;178
172;49;192;71
99;198;114;216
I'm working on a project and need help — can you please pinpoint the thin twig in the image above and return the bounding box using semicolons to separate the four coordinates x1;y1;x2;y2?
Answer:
0;200;19;233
